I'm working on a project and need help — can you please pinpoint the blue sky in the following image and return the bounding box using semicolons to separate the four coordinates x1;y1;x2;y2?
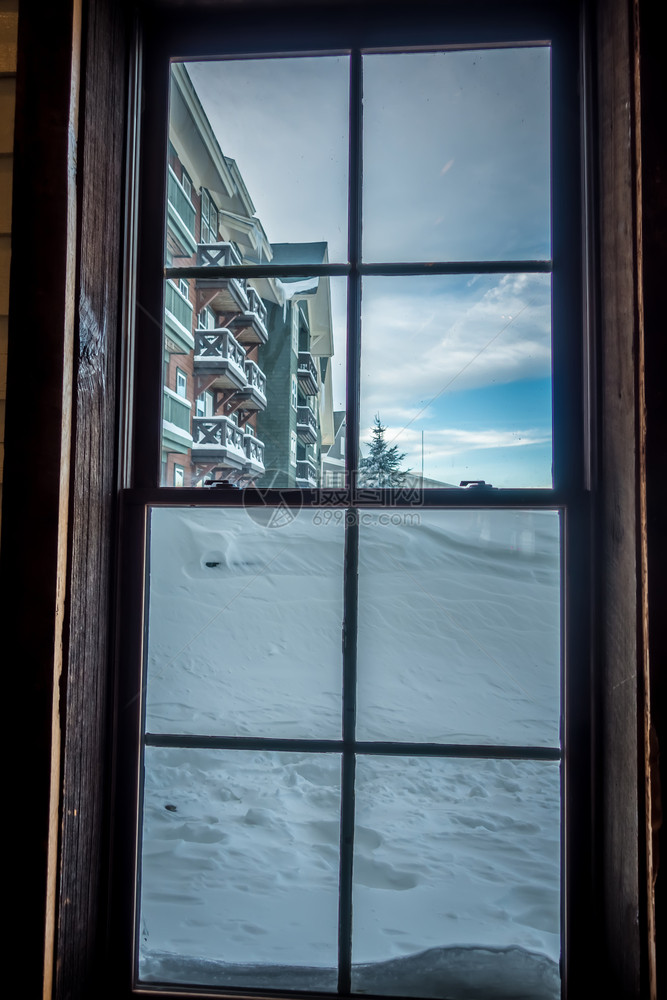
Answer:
360;272;553;488
185;47;552;487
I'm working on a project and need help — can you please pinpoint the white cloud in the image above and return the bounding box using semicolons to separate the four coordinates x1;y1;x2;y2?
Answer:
360;272;552;421
362;424;550;457
359;423;552;488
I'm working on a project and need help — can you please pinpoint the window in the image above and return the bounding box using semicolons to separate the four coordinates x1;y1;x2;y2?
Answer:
117;4;597;999
180;168;192;201
198;305;215;329
196;390;214;417
5;1;662;998
201;187;219;244
175;367;187;397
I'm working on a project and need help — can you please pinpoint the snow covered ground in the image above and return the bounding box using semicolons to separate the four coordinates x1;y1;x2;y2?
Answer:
139;507;561;997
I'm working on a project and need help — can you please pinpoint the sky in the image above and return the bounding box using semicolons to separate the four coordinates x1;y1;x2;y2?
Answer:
185;47;552;487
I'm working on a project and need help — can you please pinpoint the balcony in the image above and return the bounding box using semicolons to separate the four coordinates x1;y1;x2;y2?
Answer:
196;242;249;313
191;415;246;469
235;359;267;410
194;328;247;389
296;458;318;488
243;433;266;477
229;284;269;346
296;403;317;444
165;281;195;354
297;351;318;396
162;387;192;454
167;166;197;256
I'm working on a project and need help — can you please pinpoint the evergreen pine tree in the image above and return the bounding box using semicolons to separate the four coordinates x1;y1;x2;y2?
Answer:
359;415;411;487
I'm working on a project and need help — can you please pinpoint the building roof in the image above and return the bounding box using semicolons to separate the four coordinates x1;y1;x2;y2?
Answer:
270;241;329;268
271;241;334;357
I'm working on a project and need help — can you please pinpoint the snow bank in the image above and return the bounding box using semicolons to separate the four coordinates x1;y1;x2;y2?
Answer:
141;944;558;999
139;507;561;997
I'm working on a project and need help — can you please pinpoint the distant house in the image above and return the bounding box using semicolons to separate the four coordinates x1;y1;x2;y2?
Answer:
256;243;335;488
321;410;346;486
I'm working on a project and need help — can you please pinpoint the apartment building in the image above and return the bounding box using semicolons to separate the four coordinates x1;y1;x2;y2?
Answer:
163;62;334;488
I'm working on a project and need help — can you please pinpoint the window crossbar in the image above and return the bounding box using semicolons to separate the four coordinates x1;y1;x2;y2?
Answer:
144;733;561;760
164;260;553;281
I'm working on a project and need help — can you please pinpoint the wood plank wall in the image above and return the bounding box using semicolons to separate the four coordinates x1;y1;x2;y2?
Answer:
0;0;17;533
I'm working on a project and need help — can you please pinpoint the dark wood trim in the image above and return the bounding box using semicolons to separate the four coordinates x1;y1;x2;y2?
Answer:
634;2;667;998
54;0;129;996
1;0;130;997
594;0;644;994
165;261;554;279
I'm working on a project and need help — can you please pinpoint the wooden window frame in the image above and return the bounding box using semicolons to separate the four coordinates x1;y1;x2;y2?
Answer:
0;1;663;999
120;9;584;997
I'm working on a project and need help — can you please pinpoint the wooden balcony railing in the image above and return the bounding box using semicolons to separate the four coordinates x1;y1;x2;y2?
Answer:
192;415;246;469
165;280;194;331
162;388;191;433
296;458;318;486
296;403;317;442
244;433;265;475
167;166;196;250
297;351;318;396
194;328;247;388
244;359;267;397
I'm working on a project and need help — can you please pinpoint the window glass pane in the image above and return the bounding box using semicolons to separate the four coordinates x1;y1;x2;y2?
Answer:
168;59;349;265
351;756;560;999
138;747;341;991
360;274;553;489
145;508;344;739
362;47;551;263
162;268;345;488
356;510;561;747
